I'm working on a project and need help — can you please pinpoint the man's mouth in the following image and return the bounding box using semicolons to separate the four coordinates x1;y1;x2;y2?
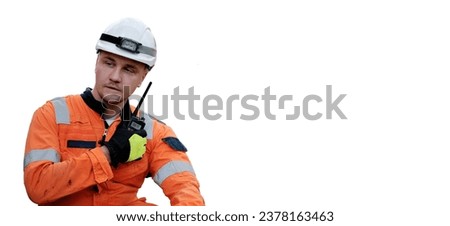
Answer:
105;85;121;92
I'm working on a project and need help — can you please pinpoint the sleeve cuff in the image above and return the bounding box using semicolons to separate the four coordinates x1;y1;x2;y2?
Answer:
86;147;114;183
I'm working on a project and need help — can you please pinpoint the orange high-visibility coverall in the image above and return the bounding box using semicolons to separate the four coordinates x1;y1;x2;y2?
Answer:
23;91;204;206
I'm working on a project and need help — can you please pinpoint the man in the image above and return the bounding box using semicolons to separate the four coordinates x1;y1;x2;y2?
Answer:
23;17;204;206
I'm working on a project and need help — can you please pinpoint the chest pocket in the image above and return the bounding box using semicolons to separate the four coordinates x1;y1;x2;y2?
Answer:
59;122;101;160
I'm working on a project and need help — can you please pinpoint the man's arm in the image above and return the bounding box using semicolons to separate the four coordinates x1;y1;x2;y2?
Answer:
23;101;113;205
147;120;205;206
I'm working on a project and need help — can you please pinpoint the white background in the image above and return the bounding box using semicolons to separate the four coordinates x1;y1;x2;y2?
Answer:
1;0;449;225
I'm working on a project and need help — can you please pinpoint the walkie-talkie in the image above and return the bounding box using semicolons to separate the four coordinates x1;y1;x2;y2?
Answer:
127;81;152;131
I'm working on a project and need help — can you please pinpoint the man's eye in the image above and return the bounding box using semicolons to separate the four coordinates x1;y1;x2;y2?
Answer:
105;61;114;67
124;68;135;73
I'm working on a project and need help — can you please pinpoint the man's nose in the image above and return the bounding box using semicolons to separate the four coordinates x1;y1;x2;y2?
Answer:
109;68;122;82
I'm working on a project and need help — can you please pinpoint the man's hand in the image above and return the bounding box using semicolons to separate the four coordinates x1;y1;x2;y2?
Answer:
104;122;147;167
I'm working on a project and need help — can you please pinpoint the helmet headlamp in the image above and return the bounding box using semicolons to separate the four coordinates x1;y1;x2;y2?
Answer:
99;33;156;57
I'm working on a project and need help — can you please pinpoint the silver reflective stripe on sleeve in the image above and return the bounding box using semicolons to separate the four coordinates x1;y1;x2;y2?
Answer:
153;160;196;186
142;113;154;139
51;97;70;124
23;149;61;169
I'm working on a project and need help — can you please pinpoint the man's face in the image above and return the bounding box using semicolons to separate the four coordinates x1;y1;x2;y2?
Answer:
92;51;148;109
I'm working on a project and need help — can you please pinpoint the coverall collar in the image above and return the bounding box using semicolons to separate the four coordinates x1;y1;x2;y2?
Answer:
80;88;132;121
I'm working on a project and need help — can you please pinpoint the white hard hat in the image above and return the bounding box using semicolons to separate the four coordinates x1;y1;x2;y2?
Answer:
95;17;157;69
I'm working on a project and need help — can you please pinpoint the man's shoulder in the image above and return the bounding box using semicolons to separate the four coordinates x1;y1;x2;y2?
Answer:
33;94;82;118
140;111;166;125
31;94;80;123
45;94;83;109
36;94;76;108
